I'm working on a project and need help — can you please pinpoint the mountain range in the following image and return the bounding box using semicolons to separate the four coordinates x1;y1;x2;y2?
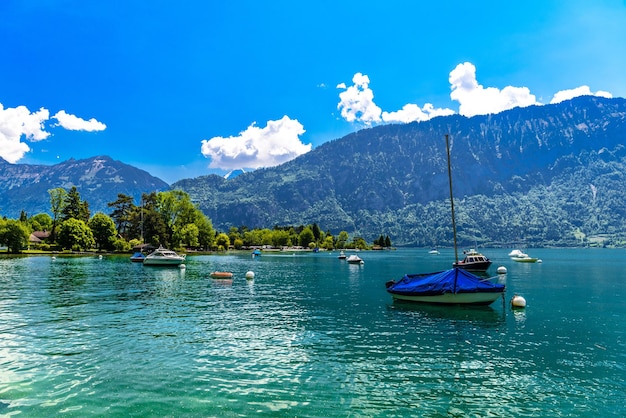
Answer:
0;156;168;218
1;96;625;247
171;96;626;247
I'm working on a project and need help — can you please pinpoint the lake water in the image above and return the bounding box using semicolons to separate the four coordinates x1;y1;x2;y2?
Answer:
0;248;624;417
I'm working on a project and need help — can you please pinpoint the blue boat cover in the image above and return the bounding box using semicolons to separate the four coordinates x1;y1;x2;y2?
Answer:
388;268;504;296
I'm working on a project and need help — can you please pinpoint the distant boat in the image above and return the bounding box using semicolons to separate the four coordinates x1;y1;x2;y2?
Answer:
338;250;347;259
130;252;146;262
453;249;493;272
511;255;539;263
428;248;440;255
346;254;364;264
509;249;539;263
143;246;186;266
386;134;504;305
508;249;527;257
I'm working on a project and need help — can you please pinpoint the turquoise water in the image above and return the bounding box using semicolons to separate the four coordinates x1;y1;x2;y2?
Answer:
0;248;624;417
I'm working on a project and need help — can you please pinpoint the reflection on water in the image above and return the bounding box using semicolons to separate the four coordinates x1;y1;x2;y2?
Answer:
0;249;624;416
389;299;506;326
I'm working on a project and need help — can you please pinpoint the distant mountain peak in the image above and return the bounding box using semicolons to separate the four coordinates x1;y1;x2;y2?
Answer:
224;169;246;180
0;156;169;218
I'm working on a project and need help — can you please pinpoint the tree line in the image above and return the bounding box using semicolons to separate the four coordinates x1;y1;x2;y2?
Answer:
0;187;392;253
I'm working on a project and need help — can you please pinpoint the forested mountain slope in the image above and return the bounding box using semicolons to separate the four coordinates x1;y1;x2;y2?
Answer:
173;96;626;246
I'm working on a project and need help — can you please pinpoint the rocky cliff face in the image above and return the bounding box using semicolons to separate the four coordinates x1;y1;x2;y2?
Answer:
0;155;168;218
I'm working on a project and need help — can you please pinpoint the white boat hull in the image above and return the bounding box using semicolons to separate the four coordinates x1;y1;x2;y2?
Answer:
143;247;186;266
390;292;503;305
511;257;538;263
143;259;184;266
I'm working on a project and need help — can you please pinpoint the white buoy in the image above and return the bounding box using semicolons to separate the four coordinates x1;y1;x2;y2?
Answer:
497;266;507;274
51;256;56;261
99;255;103;259
179;264;186;269
245;271;255;280
537;259;543;263
511;295;527;308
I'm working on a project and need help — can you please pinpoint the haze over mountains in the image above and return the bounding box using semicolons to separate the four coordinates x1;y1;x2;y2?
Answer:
1;96;625;247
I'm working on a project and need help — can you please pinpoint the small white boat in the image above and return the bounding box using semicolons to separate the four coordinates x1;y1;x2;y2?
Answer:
346;254;364;264
338;250;347;259
143;246;186;266
428;248;440;255
511;255;539;263
509;249;539;263
508;249;528;258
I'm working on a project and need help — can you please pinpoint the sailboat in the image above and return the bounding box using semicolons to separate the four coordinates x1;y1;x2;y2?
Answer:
386;134;505;305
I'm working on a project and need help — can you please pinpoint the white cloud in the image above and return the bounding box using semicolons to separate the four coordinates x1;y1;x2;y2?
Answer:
52;110;107;131
449;62;539;117
550;86;613;104
336;73;382;124
0;102;107;163
382;103;455;123
200;115;312;170
337;73;454;125
0;104;50;163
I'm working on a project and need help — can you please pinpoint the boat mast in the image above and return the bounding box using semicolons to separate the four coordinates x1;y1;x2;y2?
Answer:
445;134;459;264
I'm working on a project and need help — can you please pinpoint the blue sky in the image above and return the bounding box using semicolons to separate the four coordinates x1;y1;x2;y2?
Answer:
1;1;625;184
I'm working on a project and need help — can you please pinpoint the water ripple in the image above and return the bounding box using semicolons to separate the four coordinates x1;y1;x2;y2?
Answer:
0;250;625;416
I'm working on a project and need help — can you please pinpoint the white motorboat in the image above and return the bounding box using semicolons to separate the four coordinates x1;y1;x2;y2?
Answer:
346;254;364;264
508;249;528;258
143;246;186;266
509;249;539;263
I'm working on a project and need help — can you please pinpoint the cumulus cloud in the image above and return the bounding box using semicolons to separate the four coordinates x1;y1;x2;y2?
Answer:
336;73;382;124
0;102;107;163
53;110;107;131
200;115;312;170
0;104;50;163
449;62;539;117
382;103;455;123
337;73;455;125
550;85;612;104
337;62;615;126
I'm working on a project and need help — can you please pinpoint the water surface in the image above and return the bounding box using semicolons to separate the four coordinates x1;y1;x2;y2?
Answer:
0;248;624;416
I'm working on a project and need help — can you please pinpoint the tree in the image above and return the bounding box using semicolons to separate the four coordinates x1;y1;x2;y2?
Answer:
141;192;167;246
336;231;349;249
311;223;321;242
352;237;368;250
385;235;391;248
48;187;67;242
88;213;117;251
214;232;230;251
30;213;53;232
175;223;199;248
195;214;214;250
0;219;31;253
108;193;135;238
321;235;335;250
57;218;95;251
298;227;315;247
62;186;90;222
